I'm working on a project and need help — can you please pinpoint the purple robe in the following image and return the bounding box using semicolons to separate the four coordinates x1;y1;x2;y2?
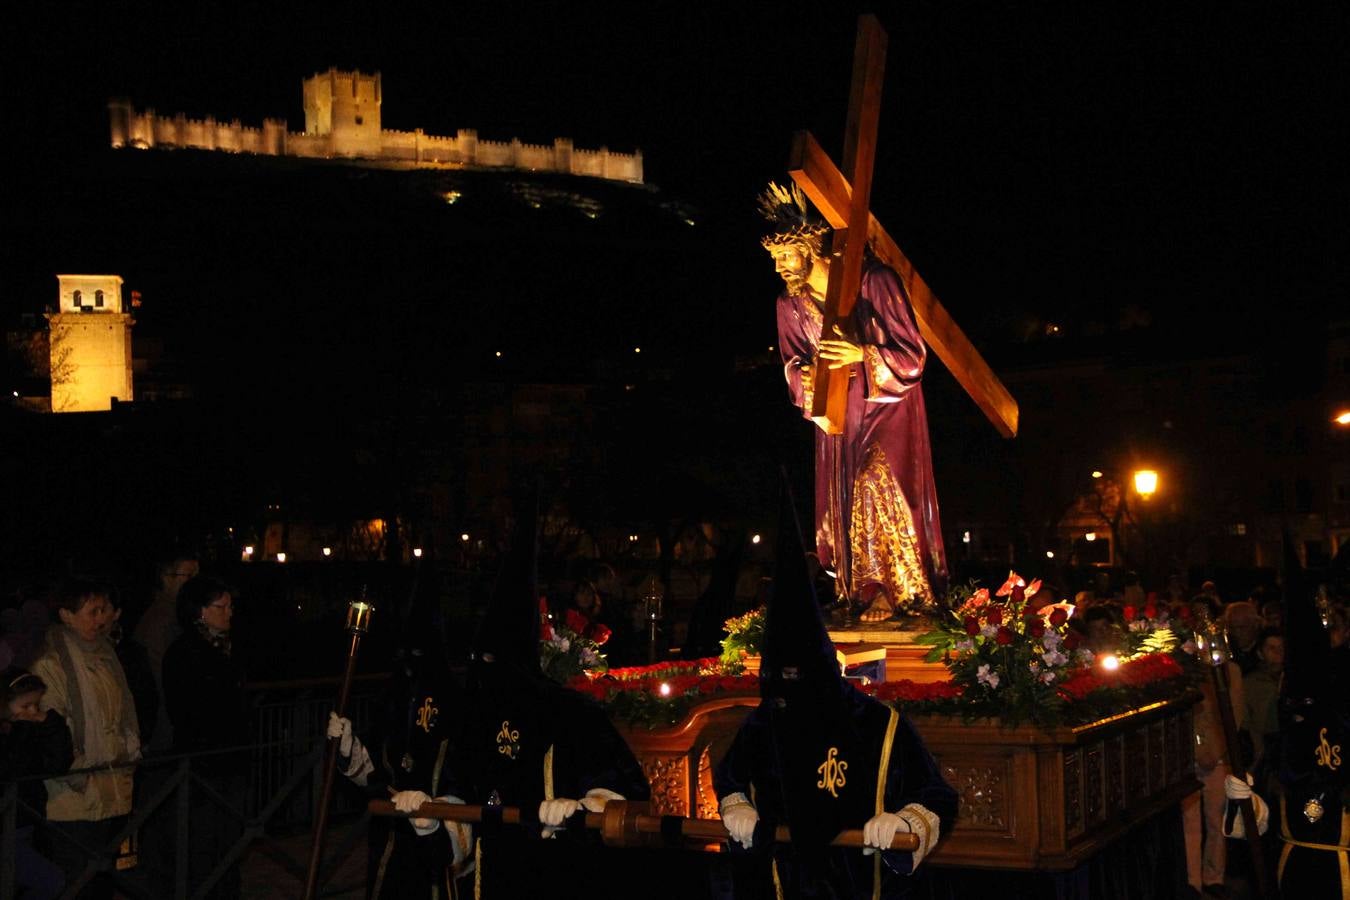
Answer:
777;260;947;606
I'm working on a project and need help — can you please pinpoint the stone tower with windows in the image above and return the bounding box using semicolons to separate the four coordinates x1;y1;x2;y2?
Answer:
302;68;383;158
46;275;134;412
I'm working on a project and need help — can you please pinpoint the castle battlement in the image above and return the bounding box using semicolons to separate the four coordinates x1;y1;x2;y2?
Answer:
108;69;642;184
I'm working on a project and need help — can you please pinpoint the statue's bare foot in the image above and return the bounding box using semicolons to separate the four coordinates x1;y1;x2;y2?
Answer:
859;598;893;623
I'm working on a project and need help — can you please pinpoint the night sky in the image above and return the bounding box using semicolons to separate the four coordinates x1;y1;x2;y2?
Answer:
7;2;1347;340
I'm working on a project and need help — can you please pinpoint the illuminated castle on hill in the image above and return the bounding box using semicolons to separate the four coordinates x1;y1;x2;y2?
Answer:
108;68;643;184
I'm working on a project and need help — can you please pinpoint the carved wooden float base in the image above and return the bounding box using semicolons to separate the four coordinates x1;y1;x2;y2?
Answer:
618;692;1199;871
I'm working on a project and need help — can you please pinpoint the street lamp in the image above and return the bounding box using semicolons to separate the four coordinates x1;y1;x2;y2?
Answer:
1132;469;1158;499
1335;410;1350;426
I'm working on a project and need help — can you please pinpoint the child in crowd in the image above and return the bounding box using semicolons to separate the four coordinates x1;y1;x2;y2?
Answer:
1;667;75;899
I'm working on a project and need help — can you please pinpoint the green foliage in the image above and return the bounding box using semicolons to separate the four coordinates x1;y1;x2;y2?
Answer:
719;607;765;675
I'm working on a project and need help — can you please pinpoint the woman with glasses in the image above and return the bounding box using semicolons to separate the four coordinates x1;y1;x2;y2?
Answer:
163;575;247;898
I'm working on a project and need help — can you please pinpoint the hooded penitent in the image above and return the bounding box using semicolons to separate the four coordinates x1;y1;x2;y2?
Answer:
384;576;454;788
459;486;555;808
1279;535;1349;825
760;480;897;860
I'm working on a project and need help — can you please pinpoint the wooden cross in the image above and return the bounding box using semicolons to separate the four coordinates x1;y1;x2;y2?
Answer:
793;15;1019;439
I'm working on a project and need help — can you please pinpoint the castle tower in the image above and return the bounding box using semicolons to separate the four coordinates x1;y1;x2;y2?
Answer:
46;275;134;413
301;68;382;158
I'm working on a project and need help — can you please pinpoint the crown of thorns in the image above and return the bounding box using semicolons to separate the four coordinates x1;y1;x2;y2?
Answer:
757;182;830;253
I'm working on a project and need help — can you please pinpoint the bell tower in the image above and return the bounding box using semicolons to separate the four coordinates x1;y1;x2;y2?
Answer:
46;275;135;412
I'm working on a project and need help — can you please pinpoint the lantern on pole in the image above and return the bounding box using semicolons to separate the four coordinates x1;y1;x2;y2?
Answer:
303;591;375;900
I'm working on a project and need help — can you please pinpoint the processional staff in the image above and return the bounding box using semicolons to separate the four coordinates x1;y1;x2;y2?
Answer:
368;797;920;852
303;592;376;900
1196;615;1272;899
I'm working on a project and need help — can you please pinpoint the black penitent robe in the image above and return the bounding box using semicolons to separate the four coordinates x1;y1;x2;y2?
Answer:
362;664;459;900
714;683;957;900
446;664;650;899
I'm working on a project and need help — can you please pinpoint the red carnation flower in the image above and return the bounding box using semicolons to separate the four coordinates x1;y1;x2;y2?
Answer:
964;616;980;636
587;623;612;646
1143;603;1158;620
986;606;1004;626
564;609;589;633
1011;585;1026;603
1123;605;1137;623
1049;607;1068;628
995;627;1014;646
1029;620;1046;638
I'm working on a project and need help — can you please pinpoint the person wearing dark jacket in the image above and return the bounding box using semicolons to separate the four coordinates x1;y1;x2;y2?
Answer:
2;667;76;899
162;575;247;899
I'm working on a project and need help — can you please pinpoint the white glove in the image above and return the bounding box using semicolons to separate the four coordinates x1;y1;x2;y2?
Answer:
1222;775;1269;838
539;797;584;838
895;804;940;869
1223;773;1252;801
328;713;372;784
862;811;903;856
327;712;353;756
719;793;759;849
580;787;624;813
393;790;437;833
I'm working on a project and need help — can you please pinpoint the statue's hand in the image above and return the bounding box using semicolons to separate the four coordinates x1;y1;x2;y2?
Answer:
818;326;864;368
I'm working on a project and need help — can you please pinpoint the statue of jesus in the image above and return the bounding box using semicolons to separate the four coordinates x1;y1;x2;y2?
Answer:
760;184;947;621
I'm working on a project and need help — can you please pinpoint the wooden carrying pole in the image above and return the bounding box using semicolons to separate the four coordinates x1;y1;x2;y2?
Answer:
1209;662;1272;898
369;797;921;853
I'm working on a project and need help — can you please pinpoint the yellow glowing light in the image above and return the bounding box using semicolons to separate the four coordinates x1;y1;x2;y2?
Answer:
495;350;502;358
633;347;642;354
322;547;332;557
1133;469;1159;498
460;533;470;542
658;682;672;697
413;547;423;558
1091;470;1103;479
1045;550;1055;559
243;545;255;556
962;530;971;544
1335;410;1350;426
1084;532;1097;542
1100;654;1120;671
751;534;762;545
276;552;287;563
629;534;638;542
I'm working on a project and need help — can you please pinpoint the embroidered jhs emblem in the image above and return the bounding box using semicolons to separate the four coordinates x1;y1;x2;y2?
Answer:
816;747;848;798
416;696;439;734
1315;727;1342;771
496;721;521;759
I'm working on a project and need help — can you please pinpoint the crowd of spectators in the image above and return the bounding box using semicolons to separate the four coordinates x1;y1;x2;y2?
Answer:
0;551;245;899
1051;569;1349;900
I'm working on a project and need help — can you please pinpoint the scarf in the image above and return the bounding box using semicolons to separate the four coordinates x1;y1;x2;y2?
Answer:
50;627;140;764
195;619;232;657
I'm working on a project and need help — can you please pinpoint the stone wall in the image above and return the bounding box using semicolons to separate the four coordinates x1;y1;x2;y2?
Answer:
107;73;643;184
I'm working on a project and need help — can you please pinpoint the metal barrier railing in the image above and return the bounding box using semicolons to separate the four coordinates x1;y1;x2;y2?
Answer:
1;675;387;900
